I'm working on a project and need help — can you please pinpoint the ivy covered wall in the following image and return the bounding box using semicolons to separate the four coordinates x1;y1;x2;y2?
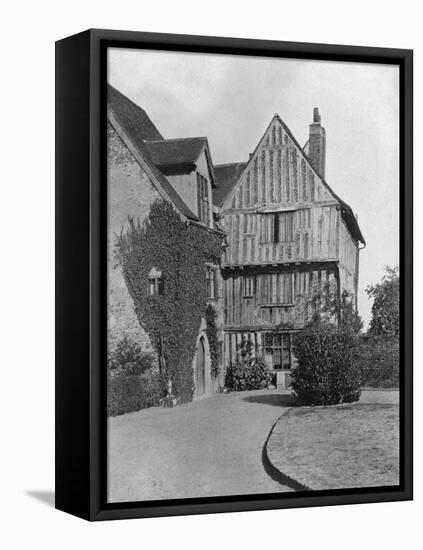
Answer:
116;200;224;402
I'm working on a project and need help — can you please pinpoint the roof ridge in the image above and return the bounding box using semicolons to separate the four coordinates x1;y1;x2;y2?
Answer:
215;161;247;168
145;136;207;143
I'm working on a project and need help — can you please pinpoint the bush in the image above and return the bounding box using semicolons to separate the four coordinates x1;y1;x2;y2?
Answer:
291;323;361;406
108;336;156;375
107;370;166;416
225;339;272;391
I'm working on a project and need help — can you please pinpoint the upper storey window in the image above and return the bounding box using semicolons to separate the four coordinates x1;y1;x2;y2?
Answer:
197;173;210;226
260;211;295;244
206;265;218;299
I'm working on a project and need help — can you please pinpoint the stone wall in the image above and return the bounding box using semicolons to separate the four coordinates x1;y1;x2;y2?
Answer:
107;121;161;356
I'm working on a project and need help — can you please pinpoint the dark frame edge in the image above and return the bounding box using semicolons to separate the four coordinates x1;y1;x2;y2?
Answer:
55;29;92;521
400;48;413;501
56;28;413;522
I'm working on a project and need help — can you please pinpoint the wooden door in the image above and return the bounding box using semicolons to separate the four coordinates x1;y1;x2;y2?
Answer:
196;338;206;396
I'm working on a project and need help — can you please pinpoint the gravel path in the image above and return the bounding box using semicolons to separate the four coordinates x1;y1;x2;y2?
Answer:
108;389;295;503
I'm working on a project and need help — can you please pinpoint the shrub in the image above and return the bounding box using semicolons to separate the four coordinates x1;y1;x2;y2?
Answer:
291;323;361;406
205;304;220;379
225;339;272;391
107;369;166;416
108;336;156;375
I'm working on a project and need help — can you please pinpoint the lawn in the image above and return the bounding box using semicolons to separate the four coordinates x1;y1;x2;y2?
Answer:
266;400;399;490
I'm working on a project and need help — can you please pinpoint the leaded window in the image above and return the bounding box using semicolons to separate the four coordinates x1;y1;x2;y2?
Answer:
148;267;164;296
206;265;218;299
264;333;292;370
242;275;255;298
197;173;210;225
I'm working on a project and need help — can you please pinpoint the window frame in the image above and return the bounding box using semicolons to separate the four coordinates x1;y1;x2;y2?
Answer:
197;172;210;226
148;267;164;296
264;332;292;370
242;274;255;298
148;276;164;296
260;211;296;244
206;264;218;300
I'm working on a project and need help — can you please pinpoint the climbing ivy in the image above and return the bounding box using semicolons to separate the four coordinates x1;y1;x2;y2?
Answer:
205;304;219;378
116;200;223;403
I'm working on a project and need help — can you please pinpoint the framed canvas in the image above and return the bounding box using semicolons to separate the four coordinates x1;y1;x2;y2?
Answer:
55;28;413;521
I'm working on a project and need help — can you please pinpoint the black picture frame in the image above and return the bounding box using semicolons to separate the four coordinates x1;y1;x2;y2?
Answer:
55;28;413;521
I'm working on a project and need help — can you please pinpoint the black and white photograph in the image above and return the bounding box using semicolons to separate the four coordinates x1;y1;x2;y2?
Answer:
2;0;420;545
106;47;401;503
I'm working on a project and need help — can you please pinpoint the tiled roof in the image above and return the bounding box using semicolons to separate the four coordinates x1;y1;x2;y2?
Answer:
212;162;247;207
145;137;207;175
107;85;198;221
107;85;164;143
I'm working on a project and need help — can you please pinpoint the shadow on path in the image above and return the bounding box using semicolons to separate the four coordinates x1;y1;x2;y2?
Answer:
242;394;295;407
26;490;55;508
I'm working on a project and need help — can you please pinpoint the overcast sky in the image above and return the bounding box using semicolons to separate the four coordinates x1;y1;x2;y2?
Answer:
108;48;399;328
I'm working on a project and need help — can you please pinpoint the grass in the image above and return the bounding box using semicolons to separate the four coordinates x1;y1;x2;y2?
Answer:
266;402;399;490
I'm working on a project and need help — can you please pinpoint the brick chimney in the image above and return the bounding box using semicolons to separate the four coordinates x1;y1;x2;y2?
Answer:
308;107;326;178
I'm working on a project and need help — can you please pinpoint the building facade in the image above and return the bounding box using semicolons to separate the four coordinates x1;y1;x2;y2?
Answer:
213;109;365;388
107;85;224;398
108;85;364;396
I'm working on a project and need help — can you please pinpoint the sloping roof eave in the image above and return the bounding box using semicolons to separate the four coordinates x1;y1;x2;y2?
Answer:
107;107;199;222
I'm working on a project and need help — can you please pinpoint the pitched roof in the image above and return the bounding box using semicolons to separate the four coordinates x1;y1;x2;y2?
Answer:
145;137;207;174
213;162;248;207
107;85;164;144
107;85;198;221
272;114;365;245
218;114;365;245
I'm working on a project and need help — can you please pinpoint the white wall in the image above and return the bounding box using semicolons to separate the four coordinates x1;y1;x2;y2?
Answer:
1;2;420;550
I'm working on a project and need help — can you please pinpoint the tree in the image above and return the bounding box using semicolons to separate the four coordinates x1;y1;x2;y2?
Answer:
366;266;399;338
306;280;363;334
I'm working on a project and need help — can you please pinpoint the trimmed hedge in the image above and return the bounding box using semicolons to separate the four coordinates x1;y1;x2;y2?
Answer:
107;370;166;416
356;336;399;388
291;323;361;406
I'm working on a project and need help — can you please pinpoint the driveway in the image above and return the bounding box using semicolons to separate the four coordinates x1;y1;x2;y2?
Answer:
108;389;294;503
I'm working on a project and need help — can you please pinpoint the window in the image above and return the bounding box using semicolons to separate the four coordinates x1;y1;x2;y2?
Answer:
279;273;293;304
264;333;292;370
206;266;218;299
243;275;255;298
260;273;293;305
197;173;210;226
260;212;295;243
148;267;164;296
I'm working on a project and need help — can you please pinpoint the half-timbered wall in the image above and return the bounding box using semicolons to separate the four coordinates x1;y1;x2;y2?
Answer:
338;216;359;298
221;117;347;268
219;115;361;373
223;266;337;330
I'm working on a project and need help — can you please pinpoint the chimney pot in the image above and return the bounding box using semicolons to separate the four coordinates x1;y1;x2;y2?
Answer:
308;108;326;178
313;107;321;123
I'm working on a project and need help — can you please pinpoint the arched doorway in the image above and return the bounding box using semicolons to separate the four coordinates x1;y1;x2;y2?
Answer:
195;337;206;396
